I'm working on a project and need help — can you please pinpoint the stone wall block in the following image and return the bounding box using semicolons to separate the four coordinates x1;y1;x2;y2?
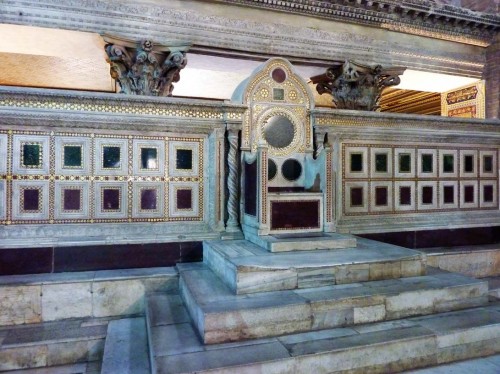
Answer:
41;282;92;321
0;285;42;326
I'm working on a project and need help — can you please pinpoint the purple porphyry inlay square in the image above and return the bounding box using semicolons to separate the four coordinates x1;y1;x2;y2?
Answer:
103;188;120;210
63;189;81;211
23;189;40;211
141;189;157;210
177;189;192;210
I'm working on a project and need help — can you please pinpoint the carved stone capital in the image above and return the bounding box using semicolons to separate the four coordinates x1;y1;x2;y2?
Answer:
104;36;189;96
312;60;406;111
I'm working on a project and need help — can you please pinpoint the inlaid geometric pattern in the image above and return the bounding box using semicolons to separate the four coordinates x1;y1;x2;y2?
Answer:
343;143;499;216
0;129;205;225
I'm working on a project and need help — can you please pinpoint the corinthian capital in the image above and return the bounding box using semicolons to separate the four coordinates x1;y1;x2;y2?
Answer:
103;35;190;96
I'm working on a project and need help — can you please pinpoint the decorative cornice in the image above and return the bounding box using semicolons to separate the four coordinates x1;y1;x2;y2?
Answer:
217;0;500;47
0;86;246;123
313;107;500;138
0;1;487;77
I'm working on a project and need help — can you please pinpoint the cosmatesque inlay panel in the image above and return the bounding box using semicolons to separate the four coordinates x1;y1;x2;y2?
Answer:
342;143;499;216
0;129;205;225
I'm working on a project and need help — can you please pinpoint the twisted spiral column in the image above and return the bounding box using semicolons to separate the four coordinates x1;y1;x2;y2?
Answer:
226;129;240;231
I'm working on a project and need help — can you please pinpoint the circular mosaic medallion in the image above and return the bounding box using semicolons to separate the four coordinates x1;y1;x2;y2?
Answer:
263;115;295;149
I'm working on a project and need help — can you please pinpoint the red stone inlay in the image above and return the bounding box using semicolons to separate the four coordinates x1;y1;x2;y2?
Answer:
63;189;81;211
177;189;192;210
103;189;120;210
141;189;157;210
271;68;286;83
399;186;411;205
23;189;39;211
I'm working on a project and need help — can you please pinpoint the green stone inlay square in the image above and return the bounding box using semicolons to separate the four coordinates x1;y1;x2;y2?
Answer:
22;143;41;167
176;149;192;170
375;153;388;173
103;146;121;169
399;154;411;173
443;154;454;173
141;148;158;170
350;153;363;172
273;88;284;101
421;154;433;173
63;145;82;168
484;155;493;173
464;155;474;173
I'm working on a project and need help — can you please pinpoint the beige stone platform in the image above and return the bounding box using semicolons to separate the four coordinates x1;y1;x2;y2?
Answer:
178;263;488;344
204;237;425;294
245;231;357;252
146;293;500;374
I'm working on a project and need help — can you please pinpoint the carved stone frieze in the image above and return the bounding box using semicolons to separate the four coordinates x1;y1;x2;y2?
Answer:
104;36;189;96
312;61;406;111
0;0;489;77
217;0;500;46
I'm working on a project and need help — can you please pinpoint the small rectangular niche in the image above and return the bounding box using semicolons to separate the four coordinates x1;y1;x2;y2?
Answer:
350;153;363;172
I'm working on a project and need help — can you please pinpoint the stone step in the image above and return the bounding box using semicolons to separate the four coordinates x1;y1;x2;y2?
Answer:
148;294;500;374
245;231;357;252
100;318;150;374
204;237;425;294
178;263;488;345
0;318;108;372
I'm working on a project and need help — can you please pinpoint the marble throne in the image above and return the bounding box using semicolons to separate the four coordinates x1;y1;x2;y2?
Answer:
232;58;337;249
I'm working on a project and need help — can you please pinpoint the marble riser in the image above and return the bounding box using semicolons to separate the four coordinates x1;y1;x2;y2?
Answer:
148;293;500;374
0;318;108;371
204;239;425;294
244;231;357;252
178;263;488;345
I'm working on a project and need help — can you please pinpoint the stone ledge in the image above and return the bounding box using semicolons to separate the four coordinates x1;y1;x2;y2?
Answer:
0;268;179;326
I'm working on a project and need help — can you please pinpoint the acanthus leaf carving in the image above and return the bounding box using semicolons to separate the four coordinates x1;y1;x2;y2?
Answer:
104;37;189;97
312;60;406;111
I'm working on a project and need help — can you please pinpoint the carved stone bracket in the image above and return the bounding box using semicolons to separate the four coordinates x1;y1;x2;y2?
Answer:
103;35;190;96
311;61;406;111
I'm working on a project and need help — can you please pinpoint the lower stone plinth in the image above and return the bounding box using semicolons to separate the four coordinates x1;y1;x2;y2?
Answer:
204;237;425;294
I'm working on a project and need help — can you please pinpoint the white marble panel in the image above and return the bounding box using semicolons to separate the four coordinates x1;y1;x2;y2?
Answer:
168;181;199;219
344;181;369;214
168;139;200;177
132;181;165;218
54;181;91;220
460;180;479;209
94;181;128;219
55;135;92;175
370;181;393;213
439;149;458;178
12;180;50;221
460;149;478;178
94;137;129;176
480;180;498;208
417;181;438;211
370;147;393;179
0;180;6;220
394;148;416;178
344;146;368;179
439;180;459;209
479;149;497;178
12;134;50;175
132;139;165;177
417;148;438;178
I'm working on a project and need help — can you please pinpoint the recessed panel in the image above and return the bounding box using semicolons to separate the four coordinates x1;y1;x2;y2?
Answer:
63;189;81;211
176;149;193;170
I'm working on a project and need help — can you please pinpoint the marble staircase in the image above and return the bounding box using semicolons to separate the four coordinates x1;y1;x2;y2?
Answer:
144;236;500;373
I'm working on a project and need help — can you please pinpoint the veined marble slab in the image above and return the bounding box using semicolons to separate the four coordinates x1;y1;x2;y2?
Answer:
204;237;425;294
147;294;500;374
178;263;487;344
